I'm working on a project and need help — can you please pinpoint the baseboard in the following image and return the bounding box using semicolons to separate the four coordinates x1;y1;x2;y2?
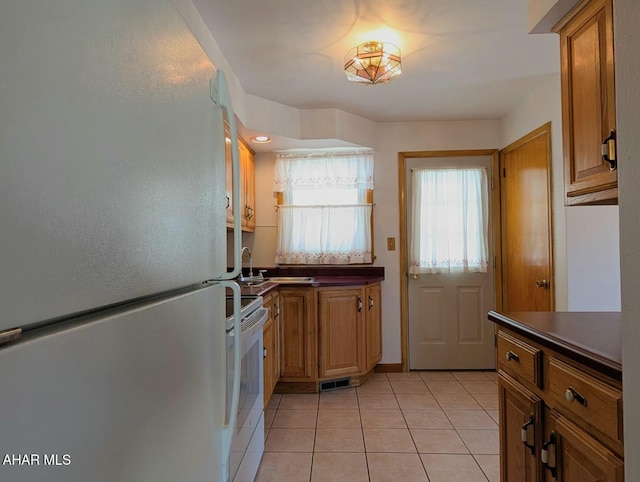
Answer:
374;363;403;373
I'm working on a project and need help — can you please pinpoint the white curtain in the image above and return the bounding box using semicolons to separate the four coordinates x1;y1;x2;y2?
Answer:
409;168;489;274
273;150;374;191
274;150;374;265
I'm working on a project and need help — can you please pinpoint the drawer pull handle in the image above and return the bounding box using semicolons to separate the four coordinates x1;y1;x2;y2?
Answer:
505;351;519;362
565;386;588;407
541;431;557;479
520;414;535;455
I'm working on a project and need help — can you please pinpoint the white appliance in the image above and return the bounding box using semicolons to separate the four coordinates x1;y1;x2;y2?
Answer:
225;296;268;481
0;1;251;481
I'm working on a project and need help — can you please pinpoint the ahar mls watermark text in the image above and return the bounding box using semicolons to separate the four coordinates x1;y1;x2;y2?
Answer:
3;454;71;466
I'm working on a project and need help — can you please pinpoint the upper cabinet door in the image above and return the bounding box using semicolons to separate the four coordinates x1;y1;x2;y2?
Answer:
558;0;617;205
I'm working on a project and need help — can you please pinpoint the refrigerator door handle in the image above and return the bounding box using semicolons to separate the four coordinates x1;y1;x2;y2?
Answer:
219;280;242;481
210;70;242;280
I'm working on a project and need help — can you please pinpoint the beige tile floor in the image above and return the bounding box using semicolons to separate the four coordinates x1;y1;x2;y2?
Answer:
255;371;500;482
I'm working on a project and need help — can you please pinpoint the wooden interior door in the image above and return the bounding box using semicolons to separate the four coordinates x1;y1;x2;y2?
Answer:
501;124;554;311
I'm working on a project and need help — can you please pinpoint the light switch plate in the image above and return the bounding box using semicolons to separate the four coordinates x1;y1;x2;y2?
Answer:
387;237;396;251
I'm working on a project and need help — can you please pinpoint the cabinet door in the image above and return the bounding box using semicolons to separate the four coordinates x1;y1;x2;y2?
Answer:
262;314;274;408
560;0;617;205
272;291;281;383
499;371;542;482
224;122;234;228
364;283;382;371
239;141;256;232
542;409;623;482
318;288;363;379
279;288;316;381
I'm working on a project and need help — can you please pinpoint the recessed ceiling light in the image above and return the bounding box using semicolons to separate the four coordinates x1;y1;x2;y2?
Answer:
251;135;272;144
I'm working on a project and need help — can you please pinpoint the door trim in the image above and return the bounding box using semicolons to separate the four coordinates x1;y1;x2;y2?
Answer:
398;149;501;372
499;122;555;312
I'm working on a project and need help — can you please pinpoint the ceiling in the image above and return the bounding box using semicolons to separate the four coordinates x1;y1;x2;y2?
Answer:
194;0;560;138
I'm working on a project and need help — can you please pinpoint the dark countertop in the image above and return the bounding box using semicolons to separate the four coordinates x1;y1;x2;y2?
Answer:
488;311;622;381
235;275;384;298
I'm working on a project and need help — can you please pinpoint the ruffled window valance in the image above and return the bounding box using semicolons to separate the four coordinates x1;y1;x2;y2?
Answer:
273;150;374;191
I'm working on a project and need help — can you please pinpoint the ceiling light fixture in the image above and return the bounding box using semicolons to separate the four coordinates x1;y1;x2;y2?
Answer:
250;135;272;144
344;41;401;85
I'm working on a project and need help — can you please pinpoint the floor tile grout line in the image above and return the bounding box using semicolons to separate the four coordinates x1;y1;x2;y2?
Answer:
260;371;497;481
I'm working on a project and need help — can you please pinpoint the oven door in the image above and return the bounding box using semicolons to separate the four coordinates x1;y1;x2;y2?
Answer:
226;306;267;481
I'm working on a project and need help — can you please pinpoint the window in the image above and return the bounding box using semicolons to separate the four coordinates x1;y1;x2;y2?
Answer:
409;168;489;274
273;150;374;264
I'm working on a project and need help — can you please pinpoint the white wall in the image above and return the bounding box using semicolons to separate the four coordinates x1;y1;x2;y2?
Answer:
566;207;621;310
615;0;640;478
372;121;502;363
248;120;502;364
501;72;622;312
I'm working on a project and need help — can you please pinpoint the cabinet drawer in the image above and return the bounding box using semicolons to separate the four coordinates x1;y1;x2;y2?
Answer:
548;357;622;443
497;331;542;388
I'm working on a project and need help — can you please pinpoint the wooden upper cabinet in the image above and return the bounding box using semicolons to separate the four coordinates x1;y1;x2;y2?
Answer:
239;140;256;232
224;123;234;228
557;0;617;205
224;128;256;231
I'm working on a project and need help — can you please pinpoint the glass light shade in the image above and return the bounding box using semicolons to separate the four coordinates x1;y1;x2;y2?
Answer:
344;41;402;85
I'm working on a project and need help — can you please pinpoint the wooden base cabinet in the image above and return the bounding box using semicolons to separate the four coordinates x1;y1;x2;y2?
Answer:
499;372;542;482
279;287;317;383
263;290;280;408
542;409;623;482
364;283;382;372
317;283;383;380
496;327;623;482
276;282;382;392
318;288;364;379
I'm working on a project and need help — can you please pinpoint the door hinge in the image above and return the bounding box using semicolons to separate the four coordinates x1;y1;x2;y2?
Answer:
0;327;22;348
502;167;506;177
491;177;495;190
494;333;498;347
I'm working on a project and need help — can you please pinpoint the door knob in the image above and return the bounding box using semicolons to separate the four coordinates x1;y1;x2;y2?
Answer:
535;279;549;289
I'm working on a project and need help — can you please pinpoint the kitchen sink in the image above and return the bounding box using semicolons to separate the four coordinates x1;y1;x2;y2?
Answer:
237;279;269;287
266;277;315;284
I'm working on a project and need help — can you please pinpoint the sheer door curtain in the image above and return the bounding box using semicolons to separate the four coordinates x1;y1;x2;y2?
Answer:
409;168;489;274
273;151;374;265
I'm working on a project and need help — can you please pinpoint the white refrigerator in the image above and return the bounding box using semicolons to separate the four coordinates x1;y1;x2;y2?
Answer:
0;1;245;481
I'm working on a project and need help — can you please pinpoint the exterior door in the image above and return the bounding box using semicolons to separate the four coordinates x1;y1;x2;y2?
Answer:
407;155;496;370
501;124;554;311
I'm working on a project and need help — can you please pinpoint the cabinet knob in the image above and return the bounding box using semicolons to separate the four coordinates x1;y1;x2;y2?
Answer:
535;279;549;289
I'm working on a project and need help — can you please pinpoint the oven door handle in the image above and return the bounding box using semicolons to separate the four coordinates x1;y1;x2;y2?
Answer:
219;280;242;481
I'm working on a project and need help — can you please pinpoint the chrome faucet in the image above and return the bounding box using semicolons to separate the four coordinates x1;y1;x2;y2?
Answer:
241;246;253;278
